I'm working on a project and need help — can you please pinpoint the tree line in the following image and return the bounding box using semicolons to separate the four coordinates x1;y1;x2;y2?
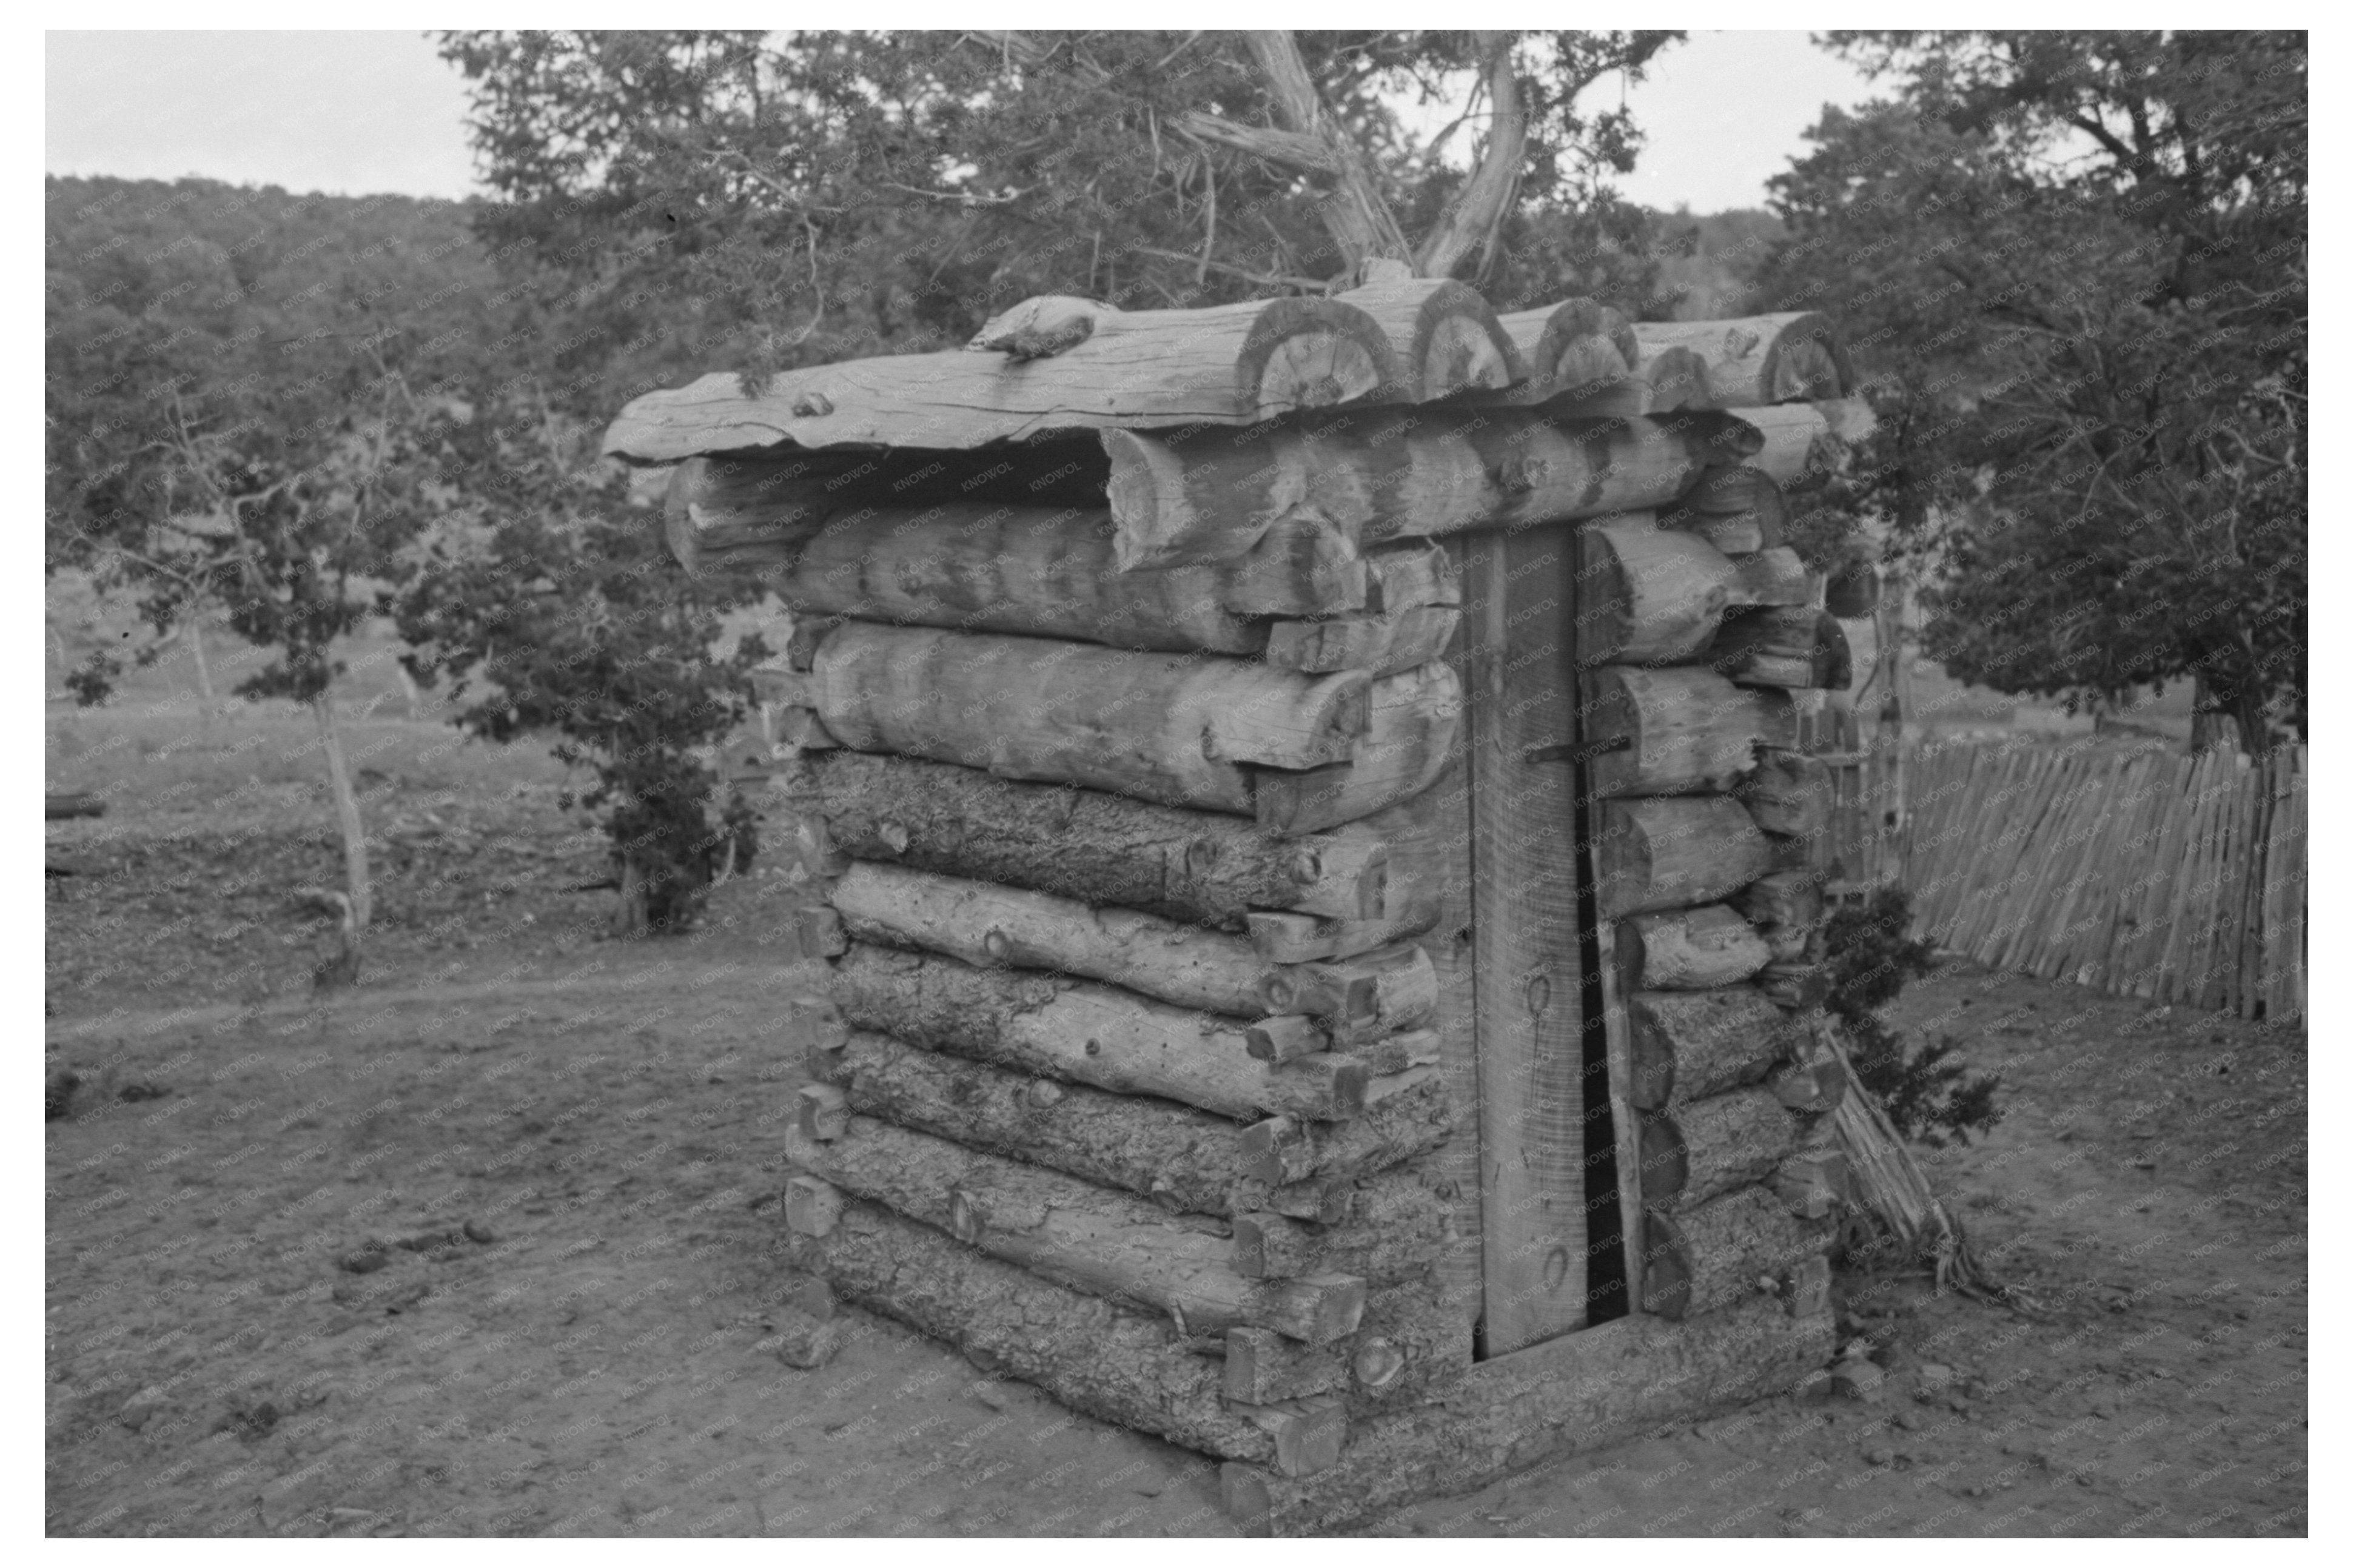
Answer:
46;28;2304;981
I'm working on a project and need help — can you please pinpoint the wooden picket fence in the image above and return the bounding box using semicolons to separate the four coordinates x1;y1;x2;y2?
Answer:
1864;741;2306;1019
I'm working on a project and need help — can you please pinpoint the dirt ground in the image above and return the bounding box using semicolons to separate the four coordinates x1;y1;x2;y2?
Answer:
46;709;2307;1537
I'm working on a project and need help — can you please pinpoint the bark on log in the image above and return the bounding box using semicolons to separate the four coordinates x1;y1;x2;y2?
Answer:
1218;1292;1834;1535
803;623;1370;811
830;942;1367;1122
1101;407;1762;568
1734;398;1878;486
1264;605;1461;676
829;860;1301;1017
1238;1069;1451;1186
1624;985;1794;1109
1593;797;1775;917
1250;662;1460;835
1737;748;1834;838
1636;1087;1804;1210
780;749;1389;927
1492;297;1638;402
784;1193;1283;1465
1641;1185;1834;1321
785;1115;1364;1342
815;1030;1240;1215
1230;1178;1450;1285
1703;608;1854;691
1631;314;1853;407
1579;666;1778;797
1623;906;1774;991
1223;1279;1472;1409
1333;276;1527;401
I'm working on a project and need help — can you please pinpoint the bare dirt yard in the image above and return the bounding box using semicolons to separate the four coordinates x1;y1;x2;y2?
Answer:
47;697;2306;1538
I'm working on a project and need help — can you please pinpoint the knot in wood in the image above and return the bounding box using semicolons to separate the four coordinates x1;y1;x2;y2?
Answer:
790;391;834;418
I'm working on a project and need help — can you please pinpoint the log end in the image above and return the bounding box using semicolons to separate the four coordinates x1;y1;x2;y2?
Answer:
1238;298;1401;420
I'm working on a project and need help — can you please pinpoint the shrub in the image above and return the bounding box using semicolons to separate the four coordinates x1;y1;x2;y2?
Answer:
1821;888;2003;1147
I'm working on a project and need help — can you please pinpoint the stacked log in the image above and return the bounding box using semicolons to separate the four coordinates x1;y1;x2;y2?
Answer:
740;373;1491;1478
1569;416;1854;1338
613;284;1861;1529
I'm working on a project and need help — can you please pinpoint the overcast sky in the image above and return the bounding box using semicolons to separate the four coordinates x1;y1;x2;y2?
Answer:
46;30;1881;213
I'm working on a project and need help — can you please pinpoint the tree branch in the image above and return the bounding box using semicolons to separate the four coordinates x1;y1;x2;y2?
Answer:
1412;31;1528;281
1174;110;1335;173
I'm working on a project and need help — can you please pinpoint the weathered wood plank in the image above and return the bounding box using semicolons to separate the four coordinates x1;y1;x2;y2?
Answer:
606;293;1414;460
1218;1292;1834;1535
1464;521;1589;1353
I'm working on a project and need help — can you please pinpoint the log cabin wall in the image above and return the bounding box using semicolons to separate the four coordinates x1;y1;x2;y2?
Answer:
605;285;1873;1534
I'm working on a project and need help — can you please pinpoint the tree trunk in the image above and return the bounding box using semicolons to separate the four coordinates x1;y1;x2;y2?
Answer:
613;856;649;939
392;661;424;722
311;688;371;936
1240;31;1414;276
185;607;217;719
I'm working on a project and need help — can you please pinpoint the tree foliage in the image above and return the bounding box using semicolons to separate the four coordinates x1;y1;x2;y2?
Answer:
1754;32;2306;746
386;417;770;936
433;28;1687;412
